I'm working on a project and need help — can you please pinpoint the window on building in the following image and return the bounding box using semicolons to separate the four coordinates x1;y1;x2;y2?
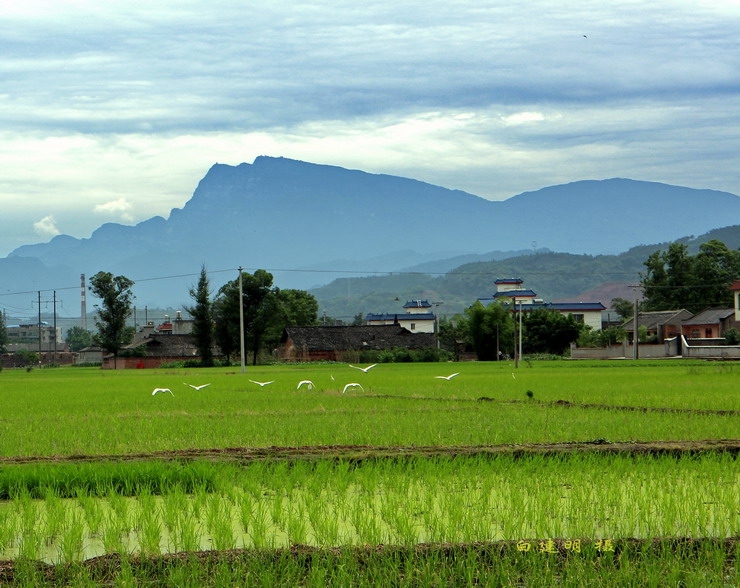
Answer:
572;314;584;323
410;323;416;331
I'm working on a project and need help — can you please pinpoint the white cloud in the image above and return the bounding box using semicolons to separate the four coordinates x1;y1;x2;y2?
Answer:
502;112;547;126
33;215;60;238
1;0;740;257
93;197;134;221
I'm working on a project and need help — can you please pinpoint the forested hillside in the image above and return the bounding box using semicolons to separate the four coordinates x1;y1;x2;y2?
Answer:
312;227;740;321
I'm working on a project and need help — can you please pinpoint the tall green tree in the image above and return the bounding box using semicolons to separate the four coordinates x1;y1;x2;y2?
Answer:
65;326;94;352
641;239;740;313
522;308;583;355
89;272;135;368
610;297;638;321
465;301;514;361
263;288;319;350
186;265;215;367
213;271;320;364
438;314;470;360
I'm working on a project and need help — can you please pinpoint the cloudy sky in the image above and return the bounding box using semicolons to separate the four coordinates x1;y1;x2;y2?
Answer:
2;0;740;256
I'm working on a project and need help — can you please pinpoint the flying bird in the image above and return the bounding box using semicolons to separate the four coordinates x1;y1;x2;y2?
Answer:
248;380;274;387
435;373;460;380
297;380;314;390
152;388;173;396
184;383;210;390
349;364;377;372
342;382;364;394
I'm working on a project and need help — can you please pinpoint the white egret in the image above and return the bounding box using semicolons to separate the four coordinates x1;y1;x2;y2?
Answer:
184;383;210;390
342;382;364;394
297;380;314;390
152;388;173;396
349;364;377;372
434;373;460;380
249;380;274;387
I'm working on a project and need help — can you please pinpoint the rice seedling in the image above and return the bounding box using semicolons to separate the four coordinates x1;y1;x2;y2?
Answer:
56;508;85;563
0;361;736;583
205;493;236;551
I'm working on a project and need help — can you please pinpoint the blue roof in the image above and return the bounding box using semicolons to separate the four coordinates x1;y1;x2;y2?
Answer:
546;302;606;312
366;312;436;321
494;278;523;284
476;300;605;312
403;299;431;309
492;289;537;299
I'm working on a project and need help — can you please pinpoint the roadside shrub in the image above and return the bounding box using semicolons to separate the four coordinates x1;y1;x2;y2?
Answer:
723;328;740;345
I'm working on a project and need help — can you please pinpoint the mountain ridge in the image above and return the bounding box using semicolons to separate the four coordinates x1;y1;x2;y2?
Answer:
3;156;740;315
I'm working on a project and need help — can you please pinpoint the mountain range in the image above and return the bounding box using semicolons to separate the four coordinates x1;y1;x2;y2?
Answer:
3;156;740;321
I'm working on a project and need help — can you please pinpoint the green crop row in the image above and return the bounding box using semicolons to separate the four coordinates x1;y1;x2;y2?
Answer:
0;361;738;457
0;453;736;563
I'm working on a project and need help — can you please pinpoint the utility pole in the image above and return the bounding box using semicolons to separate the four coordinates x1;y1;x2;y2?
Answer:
633;286;639;360
53;291;57;362
238;267;246;374
433;301;444;349
80;274;87;331
518;298;523;364
514;298;519;369
38;291;42;359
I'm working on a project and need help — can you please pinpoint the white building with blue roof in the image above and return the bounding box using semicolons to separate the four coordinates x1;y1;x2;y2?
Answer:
365;299;437;333
478;278;606;331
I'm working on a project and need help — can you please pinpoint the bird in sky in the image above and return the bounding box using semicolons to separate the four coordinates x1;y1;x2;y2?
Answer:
343;382;364;394
349;364;377;372
435;373;460;380
297;380;314;390
184;383;210;390
152;388;173;396
249;380;274;387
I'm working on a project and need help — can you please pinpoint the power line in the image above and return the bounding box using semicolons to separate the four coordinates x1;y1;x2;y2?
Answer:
0;265;643;299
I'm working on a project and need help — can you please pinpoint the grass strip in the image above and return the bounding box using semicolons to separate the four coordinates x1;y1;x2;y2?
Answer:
1;538;736;587
0;460;223;499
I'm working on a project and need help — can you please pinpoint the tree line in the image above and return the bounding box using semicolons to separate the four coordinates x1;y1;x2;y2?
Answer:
23;238;740;365
439;239;740;359
85;267;319;367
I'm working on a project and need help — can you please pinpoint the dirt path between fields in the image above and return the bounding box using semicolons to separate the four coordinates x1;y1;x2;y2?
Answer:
0;537;737;584
0;438;737;466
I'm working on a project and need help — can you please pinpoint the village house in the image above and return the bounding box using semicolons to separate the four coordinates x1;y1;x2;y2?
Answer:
680;308;737;340
280;325;436;362
730;279;740;321
5;322;63;352
102;314;214;369
477;278;606;330
365;299;438;333
621;309;693;344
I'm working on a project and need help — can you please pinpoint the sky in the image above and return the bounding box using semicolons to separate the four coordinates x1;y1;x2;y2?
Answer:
2;0;740;257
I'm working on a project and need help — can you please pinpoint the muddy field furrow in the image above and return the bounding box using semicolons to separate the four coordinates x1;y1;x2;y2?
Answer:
0;438;737;466
0;537;737;584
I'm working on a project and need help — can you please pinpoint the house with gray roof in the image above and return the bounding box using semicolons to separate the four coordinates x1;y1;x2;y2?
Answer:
680;308;737;340
621;309;693;343
280;325;436;362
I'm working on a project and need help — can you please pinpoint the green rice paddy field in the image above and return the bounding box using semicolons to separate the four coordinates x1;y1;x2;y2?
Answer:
0;359;737;586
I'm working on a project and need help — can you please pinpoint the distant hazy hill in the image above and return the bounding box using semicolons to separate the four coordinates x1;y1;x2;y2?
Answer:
3;156;740;314
311;228;740;320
